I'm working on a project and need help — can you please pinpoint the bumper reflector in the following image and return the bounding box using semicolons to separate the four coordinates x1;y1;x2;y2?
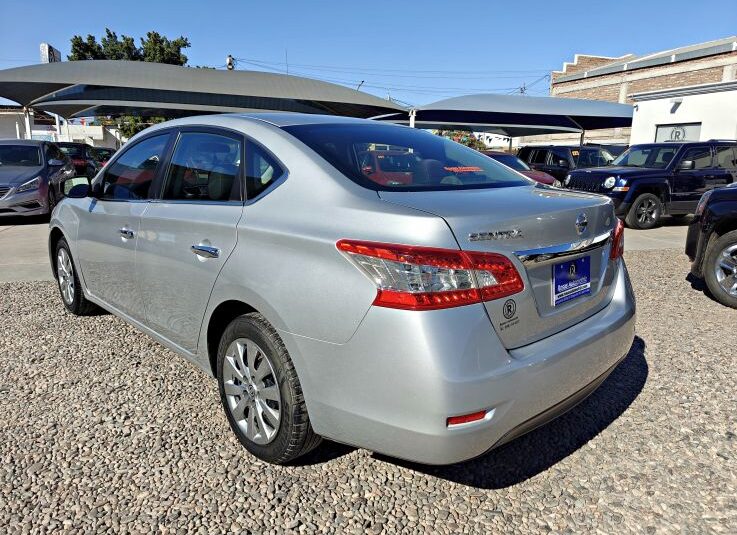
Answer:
447;410;487;427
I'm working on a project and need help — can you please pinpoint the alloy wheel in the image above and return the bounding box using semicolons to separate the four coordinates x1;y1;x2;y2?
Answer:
222;338;282;445
57;248;74;305
714;244;737;298
635;198;657;225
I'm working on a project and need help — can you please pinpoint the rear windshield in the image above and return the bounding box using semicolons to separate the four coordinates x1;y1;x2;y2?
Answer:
612;144;678;169
488;153;530;172
283;123;530;191
0;145;42;166
59;145;85;158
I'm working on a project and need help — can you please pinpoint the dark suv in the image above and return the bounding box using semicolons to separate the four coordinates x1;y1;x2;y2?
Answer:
561;141;737;229
517;145;614;181
686;184;737;308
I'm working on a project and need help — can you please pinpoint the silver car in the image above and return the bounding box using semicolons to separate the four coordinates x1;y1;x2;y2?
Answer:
49;113;635;465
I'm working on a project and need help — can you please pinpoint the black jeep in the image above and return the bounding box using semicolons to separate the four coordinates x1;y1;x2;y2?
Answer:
560;141;737;229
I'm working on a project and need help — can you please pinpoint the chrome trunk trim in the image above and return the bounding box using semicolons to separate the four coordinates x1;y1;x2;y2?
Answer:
515;231;611;265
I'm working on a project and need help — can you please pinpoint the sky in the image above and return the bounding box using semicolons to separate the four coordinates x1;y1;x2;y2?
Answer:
1;0;736;106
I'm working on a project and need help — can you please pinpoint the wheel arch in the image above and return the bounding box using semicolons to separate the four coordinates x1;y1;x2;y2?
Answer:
627;181;670;205
205;299;259;377
48;226;66;277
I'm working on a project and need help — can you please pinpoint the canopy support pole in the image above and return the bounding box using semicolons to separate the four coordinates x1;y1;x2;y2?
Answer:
409;109;416;128
579;130;585;145
508;136;513;152
23;107;31;139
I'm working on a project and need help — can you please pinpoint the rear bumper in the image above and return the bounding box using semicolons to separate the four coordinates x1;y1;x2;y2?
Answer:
283;260;636;465
0;188;48;216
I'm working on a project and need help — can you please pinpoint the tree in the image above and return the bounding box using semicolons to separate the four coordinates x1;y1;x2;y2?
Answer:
68;28;189;65
435;130;487;151
68;29;191;138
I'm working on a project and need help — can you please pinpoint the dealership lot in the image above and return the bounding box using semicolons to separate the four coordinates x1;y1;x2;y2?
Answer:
0;234;734;532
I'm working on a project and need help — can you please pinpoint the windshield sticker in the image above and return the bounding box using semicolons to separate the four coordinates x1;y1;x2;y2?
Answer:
571;150;579;157
444;166;482;173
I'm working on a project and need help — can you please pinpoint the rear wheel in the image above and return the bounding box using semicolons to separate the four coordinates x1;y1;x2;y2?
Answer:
55;238;99;315
703;230;737;309
217;313;321;464
626;193;662;230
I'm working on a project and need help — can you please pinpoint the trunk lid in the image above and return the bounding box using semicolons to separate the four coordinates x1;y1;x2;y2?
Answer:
379;184;619;349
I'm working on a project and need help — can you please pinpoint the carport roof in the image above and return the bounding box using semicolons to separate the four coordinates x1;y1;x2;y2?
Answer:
376;93;633;137
0;60;404;119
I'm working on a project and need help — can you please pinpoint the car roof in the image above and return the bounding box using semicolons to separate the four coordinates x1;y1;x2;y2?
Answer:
0;138;45;146
482;151;515;156
56;141;91;146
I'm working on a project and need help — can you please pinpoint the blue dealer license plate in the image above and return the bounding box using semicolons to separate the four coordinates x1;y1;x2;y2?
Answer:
552;256;591;306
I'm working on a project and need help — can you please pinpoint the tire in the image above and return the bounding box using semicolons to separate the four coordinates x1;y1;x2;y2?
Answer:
703;230;737;309
55;238;99;315
217;313;321;464
625;193;663;230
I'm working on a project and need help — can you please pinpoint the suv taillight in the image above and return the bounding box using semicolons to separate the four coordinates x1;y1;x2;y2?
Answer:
336;240;524;310
610;219;624;259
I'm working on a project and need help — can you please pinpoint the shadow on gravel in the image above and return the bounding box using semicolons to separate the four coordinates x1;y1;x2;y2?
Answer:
685;273;720;305
381;336;648;489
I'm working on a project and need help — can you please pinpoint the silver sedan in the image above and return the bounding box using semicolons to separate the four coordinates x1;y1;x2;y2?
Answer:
49;113;635;465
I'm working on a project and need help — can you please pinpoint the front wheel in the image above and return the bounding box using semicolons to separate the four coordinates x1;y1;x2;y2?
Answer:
55;238;99;315
625;193;663;230
217;313;321;464
703;230;737;309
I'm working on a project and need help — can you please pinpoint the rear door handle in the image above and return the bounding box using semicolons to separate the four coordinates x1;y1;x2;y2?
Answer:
119;227;135;239
191;245;220;259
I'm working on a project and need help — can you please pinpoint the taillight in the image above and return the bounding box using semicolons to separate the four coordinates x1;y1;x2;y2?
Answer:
610;219;624;259
72;158;86;167
336;240;524;310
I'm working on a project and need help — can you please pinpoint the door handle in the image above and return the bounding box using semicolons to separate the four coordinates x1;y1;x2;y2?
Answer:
119;227;135;239
191;245;220;259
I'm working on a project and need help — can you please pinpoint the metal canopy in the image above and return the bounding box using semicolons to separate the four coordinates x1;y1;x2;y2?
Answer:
376;93;633;136
0;60;404;119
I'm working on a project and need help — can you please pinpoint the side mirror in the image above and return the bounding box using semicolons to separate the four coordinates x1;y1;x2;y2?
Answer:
558;159;570;168
64;177;90;198
48;158;64;167
678;160;695;171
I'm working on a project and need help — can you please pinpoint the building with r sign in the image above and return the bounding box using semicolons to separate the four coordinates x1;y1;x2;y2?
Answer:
629;80;737;144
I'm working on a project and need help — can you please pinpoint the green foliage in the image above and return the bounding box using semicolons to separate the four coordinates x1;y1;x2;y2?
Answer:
68;28;190;65
67;28;191;139
436;130;486;151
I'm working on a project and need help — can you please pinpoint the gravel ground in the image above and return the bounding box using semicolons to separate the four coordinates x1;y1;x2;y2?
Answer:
0;249;735;534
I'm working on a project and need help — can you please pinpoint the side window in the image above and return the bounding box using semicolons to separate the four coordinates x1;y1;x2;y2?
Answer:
679;147;712;170
549;148;569;166
715;146;737;169
101;134;169;200
45;144;65;162
161;132;242;202
517;148;531;163
531;150;548;164
246;141;285;199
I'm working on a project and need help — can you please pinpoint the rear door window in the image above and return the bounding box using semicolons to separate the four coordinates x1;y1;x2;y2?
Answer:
531;149;548;164
161;132;242;202
100;134;170;200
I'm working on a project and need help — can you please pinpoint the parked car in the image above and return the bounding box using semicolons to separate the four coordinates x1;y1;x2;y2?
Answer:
517;145;614;181
91;146;116;166
0;139;74;217
560;141;737;229
686;184;737;308
481;151;554;185
50;113;635;465
57;142;99;178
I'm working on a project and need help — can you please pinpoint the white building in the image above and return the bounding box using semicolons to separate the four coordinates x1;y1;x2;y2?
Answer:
629;81;737;144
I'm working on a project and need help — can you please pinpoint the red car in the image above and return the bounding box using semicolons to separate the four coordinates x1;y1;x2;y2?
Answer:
358;150;415;186
482;151;555;185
